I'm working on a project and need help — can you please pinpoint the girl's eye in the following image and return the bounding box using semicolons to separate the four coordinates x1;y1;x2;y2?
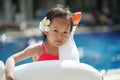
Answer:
53;30;58;32
64;31;68;34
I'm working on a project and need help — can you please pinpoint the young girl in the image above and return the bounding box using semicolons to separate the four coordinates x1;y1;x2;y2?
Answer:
5;5;82;80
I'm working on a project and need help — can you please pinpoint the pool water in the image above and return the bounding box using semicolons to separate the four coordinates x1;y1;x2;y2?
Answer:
0;30;120;70
75;31;120;70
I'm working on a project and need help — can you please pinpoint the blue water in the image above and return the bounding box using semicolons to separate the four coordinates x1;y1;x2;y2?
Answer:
0;30;120;70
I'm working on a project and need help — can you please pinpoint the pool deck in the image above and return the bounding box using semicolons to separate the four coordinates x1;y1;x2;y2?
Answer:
103;69;120;80
1;25;120;38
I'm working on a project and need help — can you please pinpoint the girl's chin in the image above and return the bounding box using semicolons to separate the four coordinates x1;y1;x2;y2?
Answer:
55;44;63;47
55;43;64;47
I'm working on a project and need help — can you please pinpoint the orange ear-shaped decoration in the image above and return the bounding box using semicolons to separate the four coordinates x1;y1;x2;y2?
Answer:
72;12;82;25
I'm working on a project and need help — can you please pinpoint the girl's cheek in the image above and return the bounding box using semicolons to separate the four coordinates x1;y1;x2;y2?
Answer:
64;34;69;39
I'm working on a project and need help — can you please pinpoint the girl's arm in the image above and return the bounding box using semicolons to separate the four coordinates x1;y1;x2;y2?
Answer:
5;57;15;80
5;44;40;80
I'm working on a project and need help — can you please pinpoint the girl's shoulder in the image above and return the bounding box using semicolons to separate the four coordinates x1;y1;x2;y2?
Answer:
25;41;43;53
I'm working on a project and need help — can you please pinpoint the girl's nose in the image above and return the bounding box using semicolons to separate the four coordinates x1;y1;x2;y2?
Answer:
57;33;64;39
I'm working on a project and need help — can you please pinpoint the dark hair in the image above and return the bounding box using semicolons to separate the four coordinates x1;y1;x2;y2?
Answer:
43;5;73;41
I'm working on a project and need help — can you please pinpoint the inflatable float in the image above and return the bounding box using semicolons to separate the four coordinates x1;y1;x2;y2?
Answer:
0;60;102;80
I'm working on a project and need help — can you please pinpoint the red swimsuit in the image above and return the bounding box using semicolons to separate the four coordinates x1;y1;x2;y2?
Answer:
37;42;59;61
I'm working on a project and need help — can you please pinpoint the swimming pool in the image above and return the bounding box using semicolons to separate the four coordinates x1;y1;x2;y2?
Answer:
0;30;120;70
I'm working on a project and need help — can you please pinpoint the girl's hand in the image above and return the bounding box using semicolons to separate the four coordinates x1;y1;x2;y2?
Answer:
72;12;82;25
6;73;16;80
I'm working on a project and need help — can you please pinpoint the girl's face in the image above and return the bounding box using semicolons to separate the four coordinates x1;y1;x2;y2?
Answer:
45;17;71;47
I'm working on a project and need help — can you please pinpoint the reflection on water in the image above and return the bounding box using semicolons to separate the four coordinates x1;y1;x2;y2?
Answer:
0;31;120;70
